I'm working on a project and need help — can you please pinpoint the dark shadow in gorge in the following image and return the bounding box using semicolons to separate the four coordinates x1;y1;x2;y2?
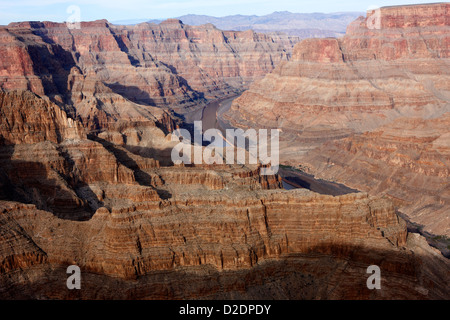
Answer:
0;143;99;221
88;134;172;200
26;25;78;117
396;210;450;258
279;167;360;196
0;243;448;300
104;83;158;106
123;144;176;167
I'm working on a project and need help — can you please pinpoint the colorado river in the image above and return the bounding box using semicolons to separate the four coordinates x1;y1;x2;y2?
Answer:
199;95;359;196
200;94;240;133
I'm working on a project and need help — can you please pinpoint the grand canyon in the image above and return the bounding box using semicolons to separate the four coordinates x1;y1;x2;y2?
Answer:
0;2;448;300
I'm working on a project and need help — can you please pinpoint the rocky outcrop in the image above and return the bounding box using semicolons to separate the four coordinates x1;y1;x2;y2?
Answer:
0;4;448;300
0;19;296;122
0;90;85;145
223;3;450;240
301;114;450;238
0;87;448;299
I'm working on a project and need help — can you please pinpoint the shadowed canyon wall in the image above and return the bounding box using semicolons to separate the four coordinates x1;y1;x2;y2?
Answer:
0;4;449;299
0;19;296;120
224;3;450;240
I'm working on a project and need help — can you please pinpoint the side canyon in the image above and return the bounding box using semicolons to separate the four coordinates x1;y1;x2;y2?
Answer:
0;4;449;299
225;3;450;254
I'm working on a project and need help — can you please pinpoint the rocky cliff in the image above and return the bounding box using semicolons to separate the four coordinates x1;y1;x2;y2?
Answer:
0;77;448;300
1;184;449;299
0;4;448;300
0;19;295;122
223;3;450;240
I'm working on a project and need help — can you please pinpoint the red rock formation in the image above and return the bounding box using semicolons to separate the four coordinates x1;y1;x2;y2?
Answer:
292;38;344;63
0;4;448;300
0;90;85;145
118;20;295;98
302;114;450;238
0;19;295;121
223;3;450;240
0;86;448;299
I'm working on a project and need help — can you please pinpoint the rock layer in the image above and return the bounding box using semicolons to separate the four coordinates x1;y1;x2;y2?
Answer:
0;86;448;300
0;19;296;121
0;4;449;300
223;3;450;239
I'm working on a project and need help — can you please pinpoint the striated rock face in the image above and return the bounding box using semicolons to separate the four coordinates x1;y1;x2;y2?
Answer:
1;187;449;299
117;20;296;99
0;19;295;120
0;4;449;300
0;90;85;145
223;3;450;240
302;114;450;238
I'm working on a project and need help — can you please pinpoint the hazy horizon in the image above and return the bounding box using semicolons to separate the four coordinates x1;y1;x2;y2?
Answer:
0;0;444;25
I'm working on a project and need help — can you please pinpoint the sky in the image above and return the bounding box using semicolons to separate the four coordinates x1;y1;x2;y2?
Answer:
0;0;443;25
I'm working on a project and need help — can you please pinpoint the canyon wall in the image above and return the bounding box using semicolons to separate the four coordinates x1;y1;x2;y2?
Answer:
1;185;449;299
0;19;296;122
0;4;449;299
0;79;448;300
224;3;450;238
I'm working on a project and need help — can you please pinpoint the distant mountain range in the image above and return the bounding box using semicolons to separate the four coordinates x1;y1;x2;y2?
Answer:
113;11;364;38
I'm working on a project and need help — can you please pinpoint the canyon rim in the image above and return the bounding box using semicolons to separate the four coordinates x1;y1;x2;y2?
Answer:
0;1;449;301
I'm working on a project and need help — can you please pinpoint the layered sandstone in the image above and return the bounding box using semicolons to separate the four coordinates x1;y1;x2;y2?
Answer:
0;86;448;300
223;3;450;239
0;4;449;300
0;19;295;122
302;114;450;238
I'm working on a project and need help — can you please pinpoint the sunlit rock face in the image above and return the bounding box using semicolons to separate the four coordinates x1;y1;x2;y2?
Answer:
0;4;449;300
224;3;450;239
0;19;296;119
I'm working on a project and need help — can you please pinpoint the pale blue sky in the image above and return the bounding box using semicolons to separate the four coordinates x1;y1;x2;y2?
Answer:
0;0;443;25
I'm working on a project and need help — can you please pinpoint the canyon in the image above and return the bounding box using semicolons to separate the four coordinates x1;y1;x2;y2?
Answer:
0;19;296;112
224;3;450;247
138;11;363;38
0;3;449;300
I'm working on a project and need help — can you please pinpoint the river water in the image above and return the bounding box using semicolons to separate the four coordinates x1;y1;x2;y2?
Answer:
197;95;359;196
201;95;238;133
